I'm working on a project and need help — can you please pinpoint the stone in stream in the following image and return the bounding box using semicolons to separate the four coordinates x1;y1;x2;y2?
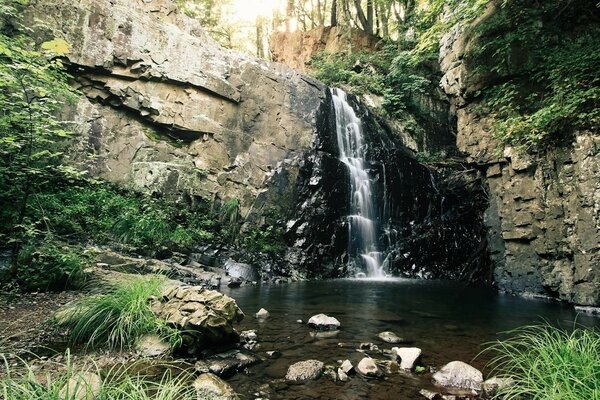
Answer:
419;389;443;400
266;350;282;359
377;331;404;344
227;277;243;288
193;373;238;400
356;357;382;378
194;350;261;378
240;330;258;342
340;359;354;374
285;360;324;381
307;313;341;330
432;361;483;391
59;371;102;400
481;376;515;398
391;347;422;370
337;368;349;382
359;342;380;352
136;334;171;358
255;308;270;319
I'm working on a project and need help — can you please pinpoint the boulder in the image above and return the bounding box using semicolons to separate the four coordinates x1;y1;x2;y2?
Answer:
224;259;259;282
432;361;483;391
136;334;171;358
377;331;404;344
192;373;238;400
150;286;244;354
391;347;422;370
285;360;324;381
307;314;340;330
356;357;382;378
59;372;102;400
481;376;514;398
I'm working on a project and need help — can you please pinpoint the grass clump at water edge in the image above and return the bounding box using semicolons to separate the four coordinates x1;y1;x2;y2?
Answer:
0;353;195;400
484;323;600;400
55;274;181;350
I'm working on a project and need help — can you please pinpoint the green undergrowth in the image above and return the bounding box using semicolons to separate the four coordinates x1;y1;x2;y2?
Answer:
0;354;194;400
30;183;216;251
55;274;181;350
468;0;600;150
484;324;600;400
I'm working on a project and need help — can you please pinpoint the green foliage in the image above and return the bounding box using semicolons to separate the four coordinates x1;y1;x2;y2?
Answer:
219;198;240;243
10;183;216;254
56;275;181;350
308;43;432;115
469;0;600;149
242;225;286;255
0;0;78;279
14;240;87;291
0;354;195;400
484;324;600;400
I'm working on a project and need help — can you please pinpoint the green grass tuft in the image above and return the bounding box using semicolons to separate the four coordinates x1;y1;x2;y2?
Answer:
484;324;600;400
55;275;180;350
0;353;195;400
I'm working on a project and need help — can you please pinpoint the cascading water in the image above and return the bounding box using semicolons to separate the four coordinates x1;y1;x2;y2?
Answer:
331;88;385;278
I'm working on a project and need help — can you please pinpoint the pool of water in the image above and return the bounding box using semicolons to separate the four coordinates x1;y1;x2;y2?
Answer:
219;278;599;400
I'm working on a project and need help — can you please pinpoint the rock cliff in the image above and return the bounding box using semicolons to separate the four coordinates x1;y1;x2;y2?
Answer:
270;26;380;73
23;0;489;283
26;0;325;219
439;5;600;305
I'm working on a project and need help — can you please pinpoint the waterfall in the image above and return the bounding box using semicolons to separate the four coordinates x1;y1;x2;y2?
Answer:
331;88;384;278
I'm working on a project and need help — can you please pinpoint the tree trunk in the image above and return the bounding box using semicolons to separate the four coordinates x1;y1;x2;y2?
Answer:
331;0;338;26
353;0;369;33
366;0;374;34
286;0;295;31
256;16;265;58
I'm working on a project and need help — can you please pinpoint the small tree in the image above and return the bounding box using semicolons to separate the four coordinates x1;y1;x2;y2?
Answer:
0;0;77;277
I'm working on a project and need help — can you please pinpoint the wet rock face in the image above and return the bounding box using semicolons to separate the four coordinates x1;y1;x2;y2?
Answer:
286;89;489;280
439;8;600;306
151;286;244;355
25;0;324;219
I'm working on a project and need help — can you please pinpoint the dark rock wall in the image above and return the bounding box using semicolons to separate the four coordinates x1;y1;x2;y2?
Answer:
439;4;600;305
286;91;489;280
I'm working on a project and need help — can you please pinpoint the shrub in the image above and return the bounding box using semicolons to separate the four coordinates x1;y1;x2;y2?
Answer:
0;353;195;400
242;225;286;255
484;324;600;399
14;241;87;291
56;275;180;349
28;184;215;253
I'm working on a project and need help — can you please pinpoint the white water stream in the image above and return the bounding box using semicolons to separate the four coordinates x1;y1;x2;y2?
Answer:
331;88;384;278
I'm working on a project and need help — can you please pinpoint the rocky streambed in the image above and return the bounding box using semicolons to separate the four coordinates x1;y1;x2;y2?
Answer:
2;277;599;400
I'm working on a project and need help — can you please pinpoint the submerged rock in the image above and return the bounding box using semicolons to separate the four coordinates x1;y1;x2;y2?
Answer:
136;334;171;358
356;357;382;378
150;286;244;355
307;314;340;330
193;373;238;400
432;361;483;391
359;342;380;352
194;350;261;378
227;277;243;288
377;331;404;344
391;347;421;370
285;360;324;381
